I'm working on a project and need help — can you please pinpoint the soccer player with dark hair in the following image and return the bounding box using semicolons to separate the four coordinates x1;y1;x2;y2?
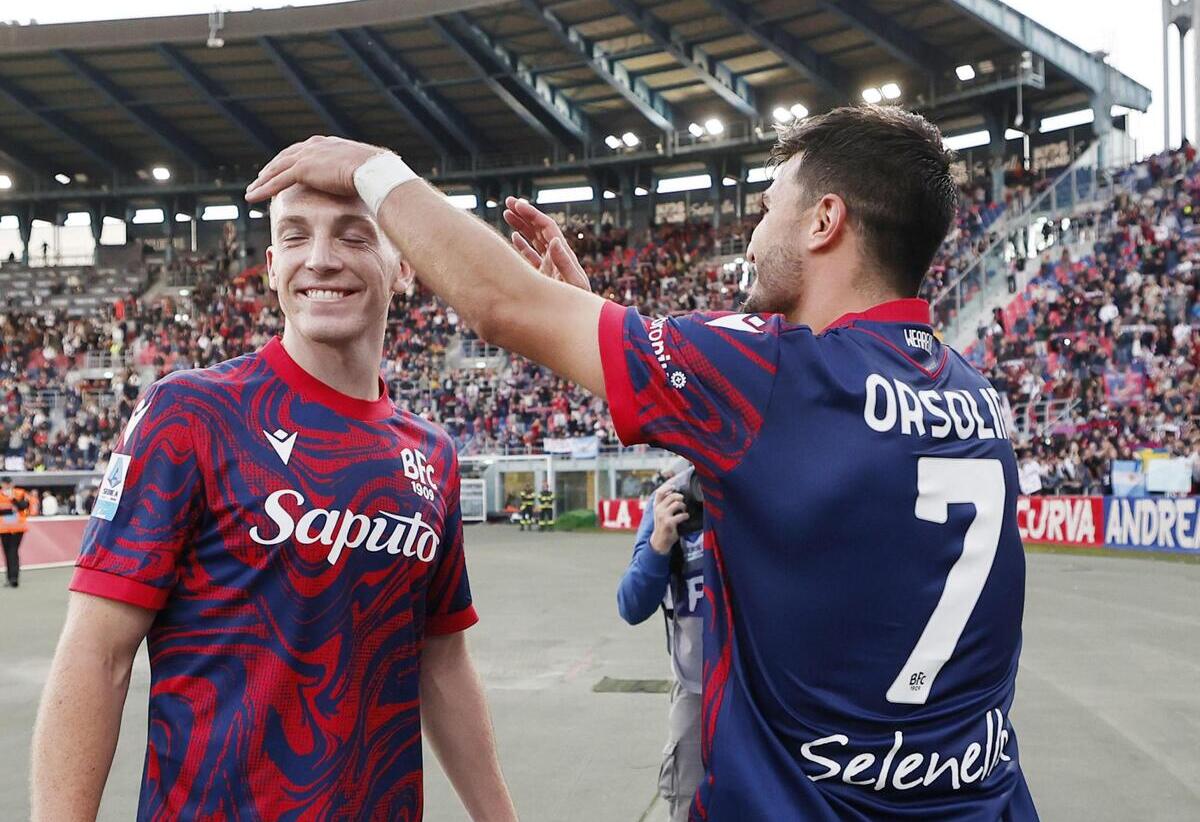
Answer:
247;104;1038;819
31;184;516;821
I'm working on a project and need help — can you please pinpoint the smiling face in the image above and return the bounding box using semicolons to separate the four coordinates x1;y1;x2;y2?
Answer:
266;184;406;348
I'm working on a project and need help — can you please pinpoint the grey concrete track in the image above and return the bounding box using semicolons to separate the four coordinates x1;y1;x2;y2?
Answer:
1;528;1197;821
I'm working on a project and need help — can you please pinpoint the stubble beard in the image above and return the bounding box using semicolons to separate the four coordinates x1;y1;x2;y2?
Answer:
742;248;805;317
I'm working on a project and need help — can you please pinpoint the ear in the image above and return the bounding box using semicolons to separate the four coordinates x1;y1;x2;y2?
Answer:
392;258;415;295
265;245;279;292
807;193;850;253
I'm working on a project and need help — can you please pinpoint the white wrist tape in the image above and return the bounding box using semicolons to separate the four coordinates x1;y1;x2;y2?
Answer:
353;153;419;216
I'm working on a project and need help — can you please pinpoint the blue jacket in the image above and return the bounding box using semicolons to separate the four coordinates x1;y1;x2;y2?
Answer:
616;507;671;625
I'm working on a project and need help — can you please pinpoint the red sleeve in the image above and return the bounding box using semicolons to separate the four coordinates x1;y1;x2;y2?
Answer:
595;301;782;477
598;300;642;445
71;378;204;609
426;604;480;636
69;566;169;610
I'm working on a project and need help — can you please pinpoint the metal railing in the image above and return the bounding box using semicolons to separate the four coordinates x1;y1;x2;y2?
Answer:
457;440;665;458
717;236;749;257
459;339;505;362
81;351;131;372
22;389;65;413
930;143;1115;344
1011;396;1081;440
81;389;116;409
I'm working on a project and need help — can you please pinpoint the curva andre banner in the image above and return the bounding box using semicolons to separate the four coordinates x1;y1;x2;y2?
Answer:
1017;495;1199;554
601;495;1200;553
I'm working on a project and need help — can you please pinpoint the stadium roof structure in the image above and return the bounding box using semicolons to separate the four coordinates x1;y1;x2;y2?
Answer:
0;0;1151;203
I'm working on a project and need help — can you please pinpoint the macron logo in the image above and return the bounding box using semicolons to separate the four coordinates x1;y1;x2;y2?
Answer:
264;428;298;465
121;399;151;448
705;313;767;334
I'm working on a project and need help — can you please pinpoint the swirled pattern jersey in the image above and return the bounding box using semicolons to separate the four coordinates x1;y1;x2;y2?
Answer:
72;337;477;821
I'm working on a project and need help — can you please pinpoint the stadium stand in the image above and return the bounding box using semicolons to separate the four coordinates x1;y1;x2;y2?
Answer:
5;149;1196;506
966;146;1200;495
0;0;1182;509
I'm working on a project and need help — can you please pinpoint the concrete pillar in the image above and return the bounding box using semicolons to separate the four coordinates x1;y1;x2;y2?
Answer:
88;205;103;266
17;208;32;266
707;161;723;229
1092;92;1115;171
983;109;1008;205
587;171;603;227
647;171;658;226
619;168;637;229
1192;1;1200;145
237;207;250;264
1165;11;1173;150
735;159;746;221
164;200;176;265
1181;23;1192;146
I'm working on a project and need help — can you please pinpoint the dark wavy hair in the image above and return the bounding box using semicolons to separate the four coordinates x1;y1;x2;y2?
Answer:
770;104;960;297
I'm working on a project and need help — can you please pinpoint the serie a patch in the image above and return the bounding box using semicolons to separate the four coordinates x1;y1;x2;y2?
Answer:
92;453;132;521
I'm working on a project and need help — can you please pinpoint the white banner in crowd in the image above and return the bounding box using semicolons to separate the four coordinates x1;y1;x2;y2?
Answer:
542;436;599;459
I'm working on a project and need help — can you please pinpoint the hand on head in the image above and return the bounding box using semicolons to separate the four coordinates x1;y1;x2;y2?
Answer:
246;136;385;202
502;196;591;292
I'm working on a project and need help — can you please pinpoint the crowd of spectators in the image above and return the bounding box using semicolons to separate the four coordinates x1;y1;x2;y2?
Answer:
2;156;1197;496
922;182;1007;326
967;145;1200;494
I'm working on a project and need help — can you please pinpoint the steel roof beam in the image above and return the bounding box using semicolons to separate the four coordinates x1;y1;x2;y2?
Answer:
56;50;216;170
519;0;676;134
0;74;133;175
156;43;280;156
705;0;850;102
0;135;55;180
331;30;454;157
813;0;944;77
259;35;363;139
607;0;758;118
354;27;485;158
947;0;1150;111
431;14;591;147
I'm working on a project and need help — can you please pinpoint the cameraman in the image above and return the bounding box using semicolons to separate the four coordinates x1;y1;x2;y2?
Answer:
617;461;704;822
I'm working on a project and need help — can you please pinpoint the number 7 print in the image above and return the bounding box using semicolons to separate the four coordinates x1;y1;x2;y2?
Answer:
887;458;1006;706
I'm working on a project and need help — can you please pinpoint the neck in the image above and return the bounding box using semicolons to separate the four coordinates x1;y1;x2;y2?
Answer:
280;325;383;401
784;272;903;331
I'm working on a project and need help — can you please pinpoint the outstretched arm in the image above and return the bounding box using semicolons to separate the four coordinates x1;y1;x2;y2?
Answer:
245;138;608;398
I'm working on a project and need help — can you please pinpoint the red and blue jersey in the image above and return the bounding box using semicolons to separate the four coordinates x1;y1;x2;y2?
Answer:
72;337;476;821
598;299;1038;821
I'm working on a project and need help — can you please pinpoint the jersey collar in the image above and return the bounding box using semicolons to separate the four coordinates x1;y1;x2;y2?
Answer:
823;298;931;331
260;337;394;421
